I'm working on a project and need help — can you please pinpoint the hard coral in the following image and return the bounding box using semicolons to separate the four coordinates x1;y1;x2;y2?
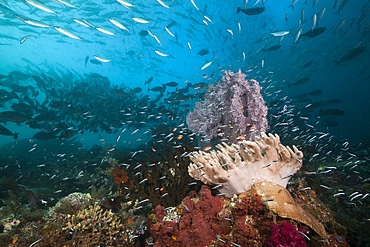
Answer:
188;132;303;197
63;204;141;246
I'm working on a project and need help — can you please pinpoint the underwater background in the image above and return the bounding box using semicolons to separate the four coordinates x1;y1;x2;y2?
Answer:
0;0;369;246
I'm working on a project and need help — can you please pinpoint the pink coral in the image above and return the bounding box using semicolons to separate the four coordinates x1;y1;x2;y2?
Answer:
264;222;308;247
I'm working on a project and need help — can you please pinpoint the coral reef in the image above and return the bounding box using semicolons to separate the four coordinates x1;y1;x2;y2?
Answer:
62;204;142;246
2;218;20;232
147;185;271;246
0;190;44;223
53;192;92;215
188;132;303;197
147;184;350;247
186;69;268;143
0;190;147;246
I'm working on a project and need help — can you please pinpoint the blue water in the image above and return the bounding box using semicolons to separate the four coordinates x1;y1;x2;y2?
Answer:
1;0;369;148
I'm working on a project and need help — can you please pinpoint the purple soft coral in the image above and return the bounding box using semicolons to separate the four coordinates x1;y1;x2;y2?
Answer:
186;69;268;143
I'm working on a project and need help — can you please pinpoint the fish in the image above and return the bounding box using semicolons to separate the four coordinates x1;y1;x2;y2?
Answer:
164;27;175;37
294;28;302;43
73;18;90;28
145;77;153;85
154;50;169;57
166;21;176;29
56;0;77;8
237;7;265;15
0;124;18;139
82;19;95;28
357;8;370;25
227;29;233;39
33;131;57;140
318;109;345;116
96;27;115;36
205;16;213;25
263;44;281;52
200;61;213;70
312;0;319;8
334;19;346;35
289;0;297;10
302;61;313;68
301;27;326;37
59;130;79;140
198;49;209;56
335;47;366;65
20;35;35;44
49;101;70;109
164;81;178;87
333;0;341;9
85;55;89;68
90;59;102;65
301;8;305;21
55;27;82;40
157;0;170;9
190;82;208;90
139;30;148;36
0;111;33;123
190;0;199;10
187;42;192;52
132;17;150;24
148;86;166;93
94;55;111;62
22;19;51;28
25;0;58;16
109;19;129;32
307;90;323;96
317;6;326;26
312;14;317;30
288;78;309;88
270;31;289;37
337;0;349;14
117;0;134;8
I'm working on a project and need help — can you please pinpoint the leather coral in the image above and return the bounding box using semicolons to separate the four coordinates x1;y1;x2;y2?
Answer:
188;133;303;198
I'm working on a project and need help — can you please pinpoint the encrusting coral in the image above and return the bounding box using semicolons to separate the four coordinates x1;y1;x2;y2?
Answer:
188;132;303;197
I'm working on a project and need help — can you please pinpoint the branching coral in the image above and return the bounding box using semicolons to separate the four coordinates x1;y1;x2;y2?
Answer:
63;204;143;246
188;132;303;197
